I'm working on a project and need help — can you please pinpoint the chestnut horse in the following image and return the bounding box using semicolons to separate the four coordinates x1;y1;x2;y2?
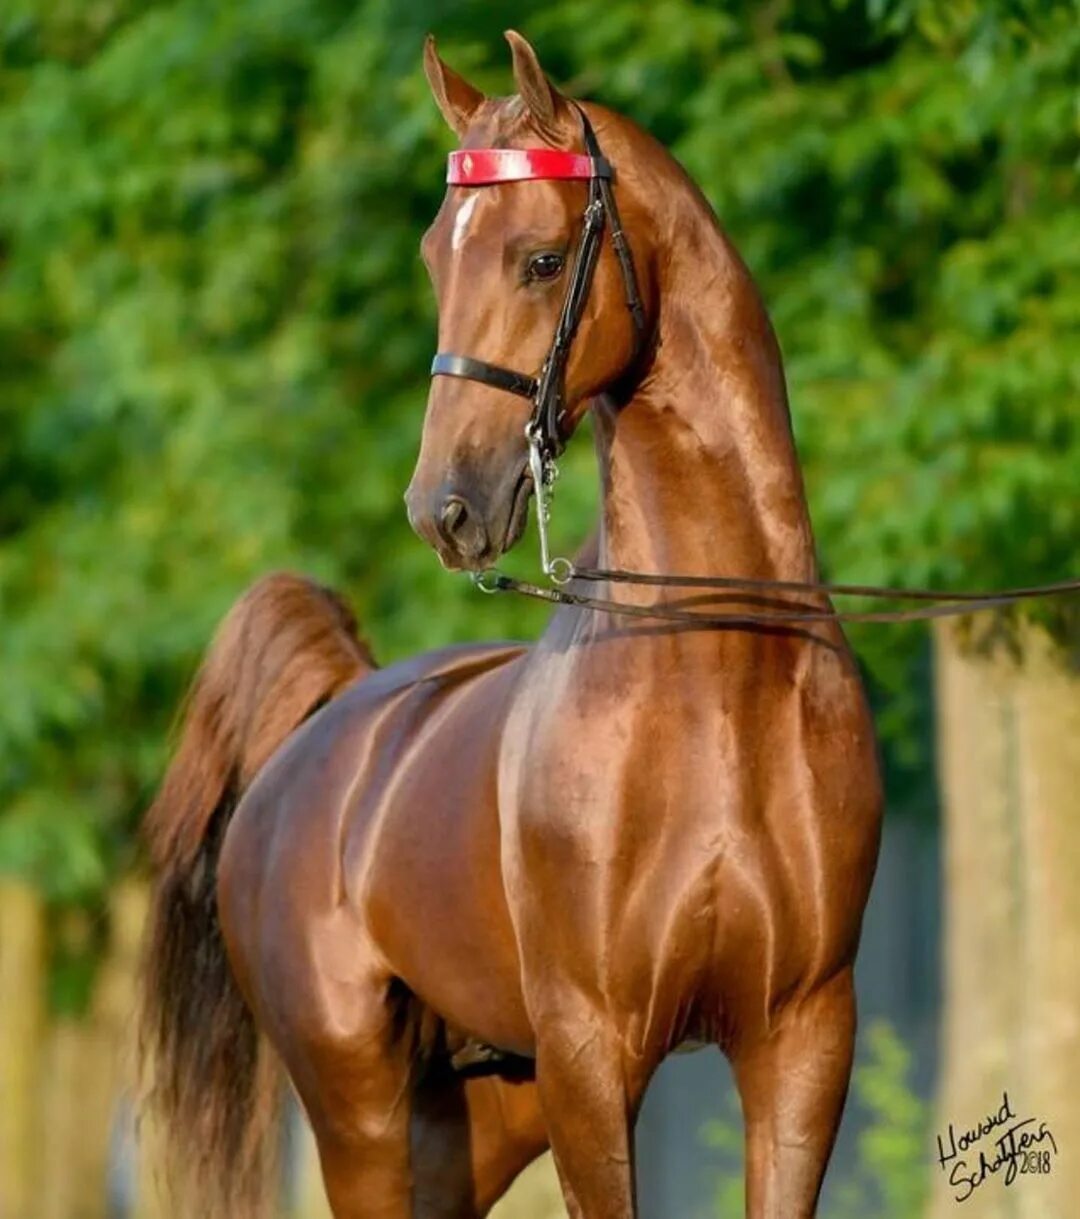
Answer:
140;31;881;1219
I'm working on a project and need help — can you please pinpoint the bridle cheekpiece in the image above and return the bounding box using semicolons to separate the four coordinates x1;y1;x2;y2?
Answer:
430;105;646;578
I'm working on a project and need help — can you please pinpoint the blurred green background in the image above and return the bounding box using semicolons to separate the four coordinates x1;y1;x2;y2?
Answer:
0;2;1078;1217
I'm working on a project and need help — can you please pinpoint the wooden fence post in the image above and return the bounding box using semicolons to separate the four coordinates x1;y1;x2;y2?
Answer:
929;625;1023;1219
1013;630;1080;1219
930;624;1079;1219
0;879;46;1219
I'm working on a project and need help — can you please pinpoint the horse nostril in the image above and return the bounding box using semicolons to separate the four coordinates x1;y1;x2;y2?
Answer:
440;495;469;540
436;493;488;561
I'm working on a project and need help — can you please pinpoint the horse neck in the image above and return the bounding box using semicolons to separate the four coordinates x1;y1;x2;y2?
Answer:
592;169;818;586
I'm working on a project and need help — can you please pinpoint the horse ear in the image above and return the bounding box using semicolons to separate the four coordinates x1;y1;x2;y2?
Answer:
423;35;484;137
505;30;567;137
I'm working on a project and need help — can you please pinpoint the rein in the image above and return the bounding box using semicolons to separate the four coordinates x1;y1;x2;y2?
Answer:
430;110;1079;629
474;567;1080;628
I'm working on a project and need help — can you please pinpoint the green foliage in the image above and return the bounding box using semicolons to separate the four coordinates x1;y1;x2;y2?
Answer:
701;1097;746;1219
1;1;1076;916
703;1020;929;1219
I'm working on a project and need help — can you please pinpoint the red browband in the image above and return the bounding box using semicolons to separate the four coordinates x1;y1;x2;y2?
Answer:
447;148;612;185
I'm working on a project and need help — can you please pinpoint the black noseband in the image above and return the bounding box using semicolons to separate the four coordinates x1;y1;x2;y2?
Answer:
429;355;537;402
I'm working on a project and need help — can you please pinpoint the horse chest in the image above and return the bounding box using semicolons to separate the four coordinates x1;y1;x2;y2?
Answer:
499;635;878;1034
505;634;799;833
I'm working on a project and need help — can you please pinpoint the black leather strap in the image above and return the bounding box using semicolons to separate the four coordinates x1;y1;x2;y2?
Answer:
526;178;607;456
430;354;538;401
480;571;1080;628
578;108;647;342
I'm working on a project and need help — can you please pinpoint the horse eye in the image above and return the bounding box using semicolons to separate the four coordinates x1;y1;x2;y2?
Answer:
526;252;565;282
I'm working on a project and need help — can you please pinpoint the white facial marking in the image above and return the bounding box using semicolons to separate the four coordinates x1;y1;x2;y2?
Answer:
452;193;479;251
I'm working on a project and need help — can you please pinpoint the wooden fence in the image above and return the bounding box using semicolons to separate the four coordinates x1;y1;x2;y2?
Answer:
0;878;564;1219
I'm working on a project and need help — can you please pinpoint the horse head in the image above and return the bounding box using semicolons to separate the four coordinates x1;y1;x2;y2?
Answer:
406;32;652;571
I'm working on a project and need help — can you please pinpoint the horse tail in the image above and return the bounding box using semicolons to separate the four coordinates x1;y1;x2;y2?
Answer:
138;572;375;1218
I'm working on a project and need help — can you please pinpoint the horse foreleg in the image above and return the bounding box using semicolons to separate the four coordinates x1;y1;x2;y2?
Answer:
731;969;856;1219
532;1002;651;1219
411;1070;549;1218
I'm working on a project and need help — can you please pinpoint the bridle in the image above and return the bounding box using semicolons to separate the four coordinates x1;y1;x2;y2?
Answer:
430;103;646;573
427;108;1080;627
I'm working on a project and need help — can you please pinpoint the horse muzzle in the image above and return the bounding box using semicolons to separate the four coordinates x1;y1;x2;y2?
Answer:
405;464;532;572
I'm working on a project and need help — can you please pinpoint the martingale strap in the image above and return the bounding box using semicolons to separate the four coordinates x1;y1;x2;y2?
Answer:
430;105;646;465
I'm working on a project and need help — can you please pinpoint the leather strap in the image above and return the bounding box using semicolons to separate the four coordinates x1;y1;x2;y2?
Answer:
568;566;1080;603
481;572;1080;628
448;148;612;185
579;109;647;340
430;354;537;400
